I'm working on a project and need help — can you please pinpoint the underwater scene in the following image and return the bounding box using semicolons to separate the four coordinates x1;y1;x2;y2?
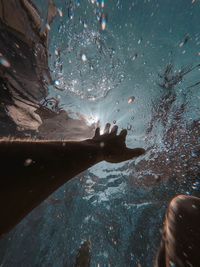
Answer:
0;0;200;266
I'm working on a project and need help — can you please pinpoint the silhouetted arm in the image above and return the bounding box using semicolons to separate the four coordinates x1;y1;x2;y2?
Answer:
0;124;145;236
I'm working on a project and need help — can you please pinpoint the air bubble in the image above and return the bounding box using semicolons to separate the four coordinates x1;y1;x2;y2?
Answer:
81;54;87;62
127;124;132;131
128;96;135;104
57;8;63;17
0;54;11;68
24;159;33;167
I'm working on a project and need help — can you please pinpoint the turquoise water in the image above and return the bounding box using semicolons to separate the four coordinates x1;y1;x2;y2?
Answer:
0;0;200;266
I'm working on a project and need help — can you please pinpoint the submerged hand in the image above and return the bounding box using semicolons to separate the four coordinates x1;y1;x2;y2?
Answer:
93;123;145;163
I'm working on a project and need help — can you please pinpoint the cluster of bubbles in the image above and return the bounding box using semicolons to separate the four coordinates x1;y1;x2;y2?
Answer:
60;0;107;30
50;0;125;101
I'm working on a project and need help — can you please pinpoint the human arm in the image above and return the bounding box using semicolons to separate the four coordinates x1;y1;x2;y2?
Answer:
0;123;145;236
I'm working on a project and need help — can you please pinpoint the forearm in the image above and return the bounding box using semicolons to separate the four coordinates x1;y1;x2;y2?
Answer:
0;139;101;235
0;139;101;176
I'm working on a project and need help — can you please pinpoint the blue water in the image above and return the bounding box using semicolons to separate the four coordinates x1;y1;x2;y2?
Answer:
0;0;200;266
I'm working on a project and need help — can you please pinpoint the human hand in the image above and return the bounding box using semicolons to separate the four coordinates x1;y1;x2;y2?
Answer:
93;123;145;163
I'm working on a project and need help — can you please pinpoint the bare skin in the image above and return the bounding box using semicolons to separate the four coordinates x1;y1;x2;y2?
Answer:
155;195;200;267
0;123;145;237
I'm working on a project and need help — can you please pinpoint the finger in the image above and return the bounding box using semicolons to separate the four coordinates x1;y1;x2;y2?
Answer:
119;129;127;141
126;148;146;159
111;125;118;135
94;127;100;138
104;123;111;134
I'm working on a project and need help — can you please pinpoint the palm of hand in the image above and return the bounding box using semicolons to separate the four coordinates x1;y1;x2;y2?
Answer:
93;123;145;163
